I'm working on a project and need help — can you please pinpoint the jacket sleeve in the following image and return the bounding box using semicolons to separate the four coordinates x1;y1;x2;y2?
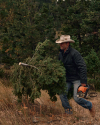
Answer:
73;51;87;84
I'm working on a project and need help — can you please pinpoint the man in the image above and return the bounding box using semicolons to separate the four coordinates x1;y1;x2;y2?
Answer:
56;35;95;117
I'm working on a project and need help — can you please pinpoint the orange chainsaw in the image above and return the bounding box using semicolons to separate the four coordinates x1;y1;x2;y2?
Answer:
77;84;90;98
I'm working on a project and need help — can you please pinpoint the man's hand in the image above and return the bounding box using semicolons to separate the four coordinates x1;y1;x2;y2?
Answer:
81;83;86;86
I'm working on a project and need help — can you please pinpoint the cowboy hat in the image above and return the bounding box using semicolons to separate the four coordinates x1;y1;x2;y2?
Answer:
56;35;75;43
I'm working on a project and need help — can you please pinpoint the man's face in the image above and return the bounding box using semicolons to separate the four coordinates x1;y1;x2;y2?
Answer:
60;42;69;52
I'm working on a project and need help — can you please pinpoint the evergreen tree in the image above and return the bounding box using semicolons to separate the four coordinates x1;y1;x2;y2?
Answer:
61;0;90;49
34;3;56;42
84;48;100;90
11;40;67;102
0;0;39;64
81;0;100;53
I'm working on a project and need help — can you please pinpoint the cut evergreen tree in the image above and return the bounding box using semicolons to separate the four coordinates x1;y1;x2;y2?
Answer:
11;40;67;102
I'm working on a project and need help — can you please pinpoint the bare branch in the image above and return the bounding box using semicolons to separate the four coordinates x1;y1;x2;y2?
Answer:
19;62;39;70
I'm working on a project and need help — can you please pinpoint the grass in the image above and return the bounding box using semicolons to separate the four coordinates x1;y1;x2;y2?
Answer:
0;81;13;109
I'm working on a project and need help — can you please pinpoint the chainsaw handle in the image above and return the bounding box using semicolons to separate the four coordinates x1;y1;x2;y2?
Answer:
81;83;87;87
84;85;90;98
78;84;89;88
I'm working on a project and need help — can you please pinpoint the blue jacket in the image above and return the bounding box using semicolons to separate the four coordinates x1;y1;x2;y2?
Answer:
59;45;87;83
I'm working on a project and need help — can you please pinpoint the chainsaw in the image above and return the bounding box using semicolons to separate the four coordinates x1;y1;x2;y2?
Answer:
77;84;90;98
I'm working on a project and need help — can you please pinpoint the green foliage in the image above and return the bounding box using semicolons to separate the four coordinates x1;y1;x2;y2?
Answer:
0;0;41;65
84;49;100;78
87;78;100;91
11;40;67;102
81;0;100;53
61;0;90;48
1;0;100;65
1;0;100;92
70;36;81;52
34;3;56;42
84;49;100;90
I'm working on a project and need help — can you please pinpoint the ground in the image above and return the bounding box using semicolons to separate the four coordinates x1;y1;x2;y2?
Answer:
0;81;100;125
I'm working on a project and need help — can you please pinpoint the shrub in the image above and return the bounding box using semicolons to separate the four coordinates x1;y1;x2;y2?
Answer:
84;49;100;90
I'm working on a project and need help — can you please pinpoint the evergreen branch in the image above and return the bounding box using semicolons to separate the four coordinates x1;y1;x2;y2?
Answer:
28;43;42;63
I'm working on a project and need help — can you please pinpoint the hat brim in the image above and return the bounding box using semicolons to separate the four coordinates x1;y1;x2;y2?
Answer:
56;39;75;43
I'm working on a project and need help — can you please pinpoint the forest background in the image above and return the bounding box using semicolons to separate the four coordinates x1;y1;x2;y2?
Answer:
0;0;100;91
1;1;100;124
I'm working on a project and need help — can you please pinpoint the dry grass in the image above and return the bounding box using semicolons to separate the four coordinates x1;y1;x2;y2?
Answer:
0;81;14;109
0;80;100;125
0;81;64;125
